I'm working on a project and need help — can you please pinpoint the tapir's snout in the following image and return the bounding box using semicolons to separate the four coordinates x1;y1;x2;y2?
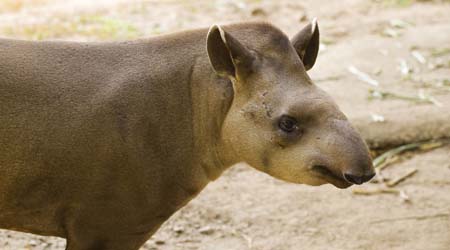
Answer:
340;136;375;185
310;118;375;188
311;151;374;188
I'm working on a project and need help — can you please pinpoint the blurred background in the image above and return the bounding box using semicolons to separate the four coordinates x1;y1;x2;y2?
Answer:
0;0;449;249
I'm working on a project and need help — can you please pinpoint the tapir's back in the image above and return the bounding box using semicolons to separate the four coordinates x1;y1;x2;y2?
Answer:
0;36;200;236
0;38;151;175
0;36;198;169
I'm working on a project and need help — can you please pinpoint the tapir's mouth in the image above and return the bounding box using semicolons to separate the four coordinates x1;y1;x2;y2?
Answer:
311;165;352;189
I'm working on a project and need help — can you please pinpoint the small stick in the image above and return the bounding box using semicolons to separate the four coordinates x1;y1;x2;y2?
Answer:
387;169;418;187
411;50;426;64
241;234;253;249
314;75;343;82
377;155;400;171
399;190;410;203
348;65;379;86
373;143;421;168
352;188;399;195
373;139;447;169
230;228;253;249
371;213;449;224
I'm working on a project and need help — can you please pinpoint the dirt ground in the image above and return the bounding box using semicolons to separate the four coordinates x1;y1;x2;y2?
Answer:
0;0;449;249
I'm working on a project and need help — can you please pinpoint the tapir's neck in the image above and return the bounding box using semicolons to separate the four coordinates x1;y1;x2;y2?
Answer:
189;56;236;181
148;29;236;186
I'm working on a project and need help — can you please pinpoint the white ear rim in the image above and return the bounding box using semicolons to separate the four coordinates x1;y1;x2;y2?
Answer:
206;24;236;80
217;25;227;44
208;24;227;44
311;17;318;33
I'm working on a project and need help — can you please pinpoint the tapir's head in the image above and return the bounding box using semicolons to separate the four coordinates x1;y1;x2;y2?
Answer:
206;20;375;188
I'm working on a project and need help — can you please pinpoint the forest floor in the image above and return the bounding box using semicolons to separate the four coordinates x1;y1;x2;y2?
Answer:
0;0;449;249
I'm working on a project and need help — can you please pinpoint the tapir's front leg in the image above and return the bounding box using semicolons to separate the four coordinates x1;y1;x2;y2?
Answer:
65;233;150;250
62;208;167;250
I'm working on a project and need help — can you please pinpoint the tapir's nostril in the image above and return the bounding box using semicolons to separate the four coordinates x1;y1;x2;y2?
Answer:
344;172;375;185
363;172;376;182
344;173;363;185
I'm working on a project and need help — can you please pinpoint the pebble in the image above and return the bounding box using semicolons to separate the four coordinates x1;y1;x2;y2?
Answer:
173;226;184;234
199;226;214;235
154;239;165;245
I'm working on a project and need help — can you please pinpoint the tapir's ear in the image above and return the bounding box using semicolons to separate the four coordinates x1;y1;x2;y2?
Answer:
206;25;256;79
291;18;320;71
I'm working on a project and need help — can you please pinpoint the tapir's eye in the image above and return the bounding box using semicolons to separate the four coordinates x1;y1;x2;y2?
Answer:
278;115;298;133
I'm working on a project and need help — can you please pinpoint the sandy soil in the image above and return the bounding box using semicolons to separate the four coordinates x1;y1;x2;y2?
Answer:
0;0;449;249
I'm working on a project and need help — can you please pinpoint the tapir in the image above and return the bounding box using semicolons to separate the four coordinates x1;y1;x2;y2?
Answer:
0;20;375;249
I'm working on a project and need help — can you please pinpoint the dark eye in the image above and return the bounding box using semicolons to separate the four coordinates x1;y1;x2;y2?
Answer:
278;115;298;133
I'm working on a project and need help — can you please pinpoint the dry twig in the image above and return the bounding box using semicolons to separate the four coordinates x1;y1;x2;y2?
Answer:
387;168;418;187
348;65;379;86
373;140;446;169
377;155;400;170
352;188;399;195
371;213;449;224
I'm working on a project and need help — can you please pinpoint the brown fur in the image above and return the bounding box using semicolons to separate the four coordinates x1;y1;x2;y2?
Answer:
0;22;374;250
